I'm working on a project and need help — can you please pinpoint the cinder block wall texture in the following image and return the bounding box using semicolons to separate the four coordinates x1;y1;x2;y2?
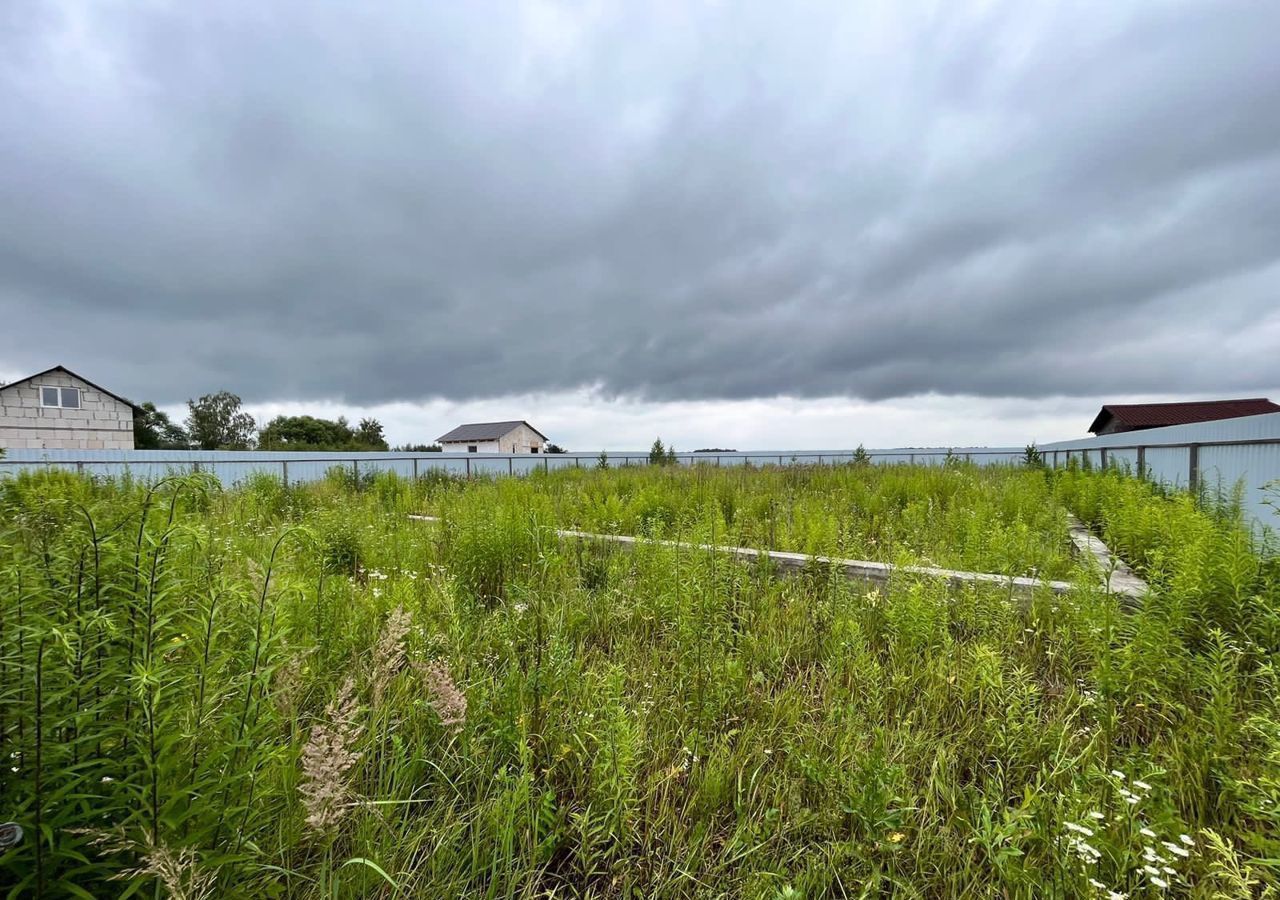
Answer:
0;370;135;450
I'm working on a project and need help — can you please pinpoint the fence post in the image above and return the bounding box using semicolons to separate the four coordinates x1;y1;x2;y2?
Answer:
544;457;549;473
1136;446;1146;481
465;457;471;479
1099;448;1107;471
352;459;359;481
282;460;288;486
412;457;419;480
508;457;513;476
1188;443;1200;494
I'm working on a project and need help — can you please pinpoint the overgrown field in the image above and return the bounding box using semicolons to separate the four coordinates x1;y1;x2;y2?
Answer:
432;462;1083;579
2;463;1279;898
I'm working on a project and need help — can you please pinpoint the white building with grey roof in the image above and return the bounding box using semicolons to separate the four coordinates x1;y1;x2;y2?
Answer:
436;420;548;453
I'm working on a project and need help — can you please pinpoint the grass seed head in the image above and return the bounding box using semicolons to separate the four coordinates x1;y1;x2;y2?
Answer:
416;658;467;731
371;605;413;705
78;829;216;900
299;676;364;834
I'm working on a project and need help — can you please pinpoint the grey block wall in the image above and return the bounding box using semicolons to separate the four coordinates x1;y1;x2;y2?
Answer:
0;370;135;450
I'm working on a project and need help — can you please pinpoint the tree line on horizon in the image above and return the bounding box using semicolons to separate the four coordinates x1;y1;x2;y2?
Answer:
134;390;571;453
133;390;410;452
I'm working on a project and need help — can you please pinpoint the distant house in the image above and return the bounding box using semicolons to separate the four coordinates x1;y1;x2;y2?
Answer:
436;420;548;453
1088;398;1280;436
0;365;139;450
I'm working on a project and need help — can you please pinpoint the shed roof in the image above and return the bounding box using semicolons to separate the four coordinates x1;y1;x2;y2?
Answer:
437;420;547;443
0;364;142;412
1088;398;1280;434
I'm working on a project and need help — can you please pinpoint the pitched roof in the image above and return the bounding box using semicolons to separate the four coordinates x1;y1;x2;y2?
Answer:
0;364;142;412
1089;398;1280;434
437;420;547;443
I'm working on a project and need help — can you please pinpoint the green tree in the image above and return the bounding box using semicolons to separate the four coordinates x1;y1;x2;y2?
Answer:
355;418;388;451
665;443;676;465
133;402;191;449
185;391;257;450
649;438;666;466
597;450;609;469
545;443;566;454
852;444;870;465
258;415;389;451
259;415;351;450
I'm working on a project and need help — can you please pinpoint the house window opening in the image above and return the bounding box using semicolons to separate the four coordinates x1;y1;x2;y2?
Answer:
41;386;81;409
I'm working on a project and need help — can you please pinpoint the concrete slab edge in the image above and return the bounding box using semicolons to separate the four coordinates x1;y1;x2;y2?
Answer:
1064;514;1148;601
408;514;1084;600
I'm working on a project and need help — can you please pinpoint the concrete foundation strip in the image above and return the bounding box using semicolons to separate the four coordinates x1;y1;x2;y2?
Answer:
408;514;1146;603
1064;514;1148;599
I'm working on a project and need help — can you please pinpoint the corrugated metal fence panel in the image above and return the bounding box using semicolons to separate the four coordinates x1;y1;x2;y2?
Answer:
466;457;507;477
509;456;541;476
424;457;470;477
283;459;328;483
367;458;417;479
1199;444;1280;533
873;453;909;465
1144;447;1191;489
1067;448;1099;468
203;459;279;486
545;455;578;472
1106;448;1140;474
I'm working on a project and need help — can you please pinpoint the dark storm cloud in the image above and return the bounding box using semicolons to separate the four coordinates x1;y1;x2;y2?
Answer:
2;0;1279;405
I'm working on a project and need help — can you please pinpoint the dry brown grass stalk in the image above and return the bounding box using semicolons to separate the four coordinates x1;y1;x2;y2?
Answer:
371;605;412;705
415;658;467;731
77;828;217;900
298;675;364;834
272;645;313;715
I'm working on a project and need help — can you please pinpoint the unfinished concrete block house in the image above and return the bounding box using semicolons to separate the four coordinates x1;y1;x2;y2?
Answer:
0;365;139;450
437;420;548;453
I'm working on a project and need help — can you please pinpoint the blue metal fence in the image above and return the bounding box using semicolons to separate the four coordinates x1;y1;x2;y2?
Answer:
4;417;1277;536
1040;412;1280;539
0;446;1025;486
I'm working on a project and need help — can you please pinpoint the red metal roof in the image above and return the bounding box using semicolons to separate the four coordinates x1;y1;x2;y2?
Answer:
1089;398;1280;433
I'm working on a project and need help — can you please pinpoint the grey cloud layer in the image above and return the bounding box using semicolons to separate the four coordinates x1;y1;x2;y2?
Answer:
2;0;1279;404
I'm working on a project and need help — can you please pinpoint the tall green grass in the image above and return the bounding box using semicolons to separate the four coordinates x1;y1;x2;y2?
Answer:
428;462;1082;580
1;463;1277;898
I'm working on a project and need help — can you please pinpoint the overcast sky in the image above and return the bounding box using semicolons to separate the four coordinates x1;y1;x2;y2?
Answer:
3;1;1279;448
